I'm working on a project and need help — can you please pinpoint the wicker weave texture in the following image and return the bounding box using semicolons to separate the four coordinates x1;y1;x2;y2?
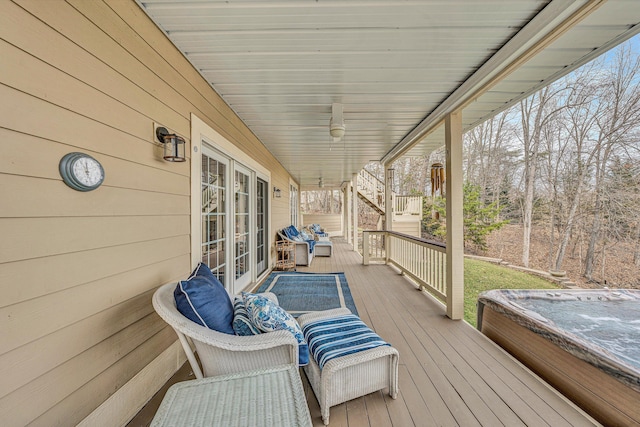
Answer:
298;308;399;425
151;365;312;427
152;282;299;378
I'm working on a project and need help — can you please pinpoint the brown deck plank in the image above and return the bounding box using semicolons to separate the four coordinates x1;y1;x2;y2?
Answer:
395;365;439;426
362;390;393;427
345;397;369;427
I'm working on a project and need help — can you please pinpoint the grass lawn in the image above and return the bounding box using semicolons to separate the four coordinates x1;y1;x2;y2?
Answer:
464;258;561;328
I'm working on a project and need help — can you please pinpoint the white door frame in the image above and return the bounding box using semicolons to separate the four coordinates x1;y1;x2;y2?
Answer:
191;114;272;293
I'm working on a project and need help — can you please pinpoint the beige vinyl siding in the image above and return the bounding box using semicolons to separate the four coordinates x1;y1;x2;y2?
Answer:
391;218;423;238
302;213;343;235
0;0;295;425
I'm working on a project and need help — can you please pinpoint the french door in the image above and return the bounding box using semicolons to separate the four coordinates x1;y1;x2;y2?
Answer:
193;115;272;294
201;142;268;293
233;164;252;292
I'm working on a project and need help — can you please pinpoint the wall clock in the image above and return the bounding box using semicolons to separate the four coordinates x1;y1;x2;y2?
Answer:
59;152;105;192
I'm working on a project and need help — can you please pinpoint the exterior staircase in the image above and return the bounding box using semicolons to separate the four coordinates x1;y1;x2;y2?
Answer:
357;169;423;236
357;169;386;215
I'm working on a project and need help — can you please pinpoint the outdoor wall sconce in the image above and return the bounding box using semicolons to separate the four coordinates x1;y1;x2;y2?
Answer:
319;178;324;188
273;186;282;198
156;126;186;162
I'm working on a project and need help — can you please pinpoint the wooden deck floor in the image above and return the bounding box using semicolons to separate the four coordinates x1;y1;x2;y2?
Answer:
297;238;599;427
130;238;600;427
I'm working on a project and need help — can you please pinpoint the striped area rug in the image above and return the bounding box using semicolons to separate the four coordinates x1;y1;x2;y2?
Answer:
255;272;358;317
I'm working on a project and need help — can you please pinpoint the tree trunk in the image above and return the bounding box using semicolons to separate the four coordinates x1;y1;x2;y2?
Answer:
634;223;640;266
584;203;601;280
520;90;548;268
554;194;579;271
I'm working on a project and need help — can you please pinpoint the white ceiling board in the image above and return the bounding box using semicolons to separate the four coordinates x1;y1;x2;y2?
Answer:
138;0;640;186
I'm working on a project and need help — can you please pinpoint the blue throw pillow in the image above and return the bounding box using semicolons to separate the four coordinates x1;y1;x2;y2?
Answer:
286;225;300;239
174;263;235;335
242;292;309;366
232;296;261;336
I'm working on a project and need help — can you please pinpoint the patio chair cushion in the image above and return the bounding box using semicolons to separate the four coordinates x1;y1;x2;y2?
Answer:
302;313;390;369
283;225;300;240
232;297;261;336
174;263;235;335
282;225;316;253
300;229;313;241
243;292;309;366
310;224;328;237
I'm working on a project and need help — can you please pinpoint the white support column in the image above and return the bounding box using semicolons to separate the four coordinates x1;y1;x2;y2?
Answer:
344;182;352;243
352;173;358;251
445;111;464;320
384;165;394;231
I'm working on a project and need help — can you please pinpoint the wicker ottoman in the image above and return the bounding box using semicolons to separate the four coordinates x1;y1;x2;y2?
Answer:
314;241;333;257
298;308;399;425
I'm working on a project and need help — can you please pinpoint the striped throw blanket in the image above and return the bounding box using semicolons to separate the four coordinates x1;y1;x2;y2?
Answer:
302;314;390;369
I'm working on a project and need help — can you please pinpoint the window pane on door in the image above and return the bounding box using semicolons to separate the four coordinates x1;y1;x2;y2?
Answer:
235;170;250;280
202;153;226;285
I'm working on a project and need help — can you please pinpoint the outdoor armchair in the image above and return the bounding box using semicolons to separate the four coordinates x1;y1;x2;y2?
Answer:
277;225;316;266
152;282;299;378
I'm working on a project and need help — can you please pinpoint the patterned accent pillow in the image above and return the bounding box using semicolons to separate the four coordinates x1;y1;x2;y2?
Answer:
232;297;261;336
173;263;235;335
242;292;309;366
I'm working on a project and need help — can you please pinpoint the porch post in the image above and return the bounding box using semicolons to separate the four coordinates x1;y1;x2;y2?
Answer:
352;173;358;251
384;164;393;231
445;111;464;320
344;182;352;243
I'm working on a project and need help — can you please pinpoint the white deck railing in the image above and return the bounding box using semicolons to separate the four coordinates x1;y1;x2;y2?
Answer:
362;230;446;300
393;195;423;218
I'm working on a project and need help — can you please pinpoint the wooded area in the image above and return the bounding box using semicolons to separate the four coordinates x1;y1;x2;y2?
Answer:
375;38;640;288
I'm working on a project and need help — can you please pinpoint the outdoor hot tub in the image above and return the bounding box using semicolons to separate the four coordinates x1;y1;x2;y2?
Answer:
477;289;640;427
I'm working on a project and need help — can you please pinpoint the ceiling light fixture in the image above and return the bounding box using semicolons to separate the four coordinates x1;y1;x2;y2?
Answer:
329;103;345;140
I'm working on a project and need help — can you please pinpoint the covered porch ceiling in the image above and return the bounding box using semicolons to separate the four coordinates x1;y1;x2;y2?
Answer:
138;0;640;189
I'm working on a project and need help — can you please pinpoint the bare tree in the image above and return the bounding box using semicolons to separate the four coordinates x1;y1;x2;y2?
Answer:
538;111;570;270
583;45;640;279
552;65;603;272
464;110;519;207
518;84;568;267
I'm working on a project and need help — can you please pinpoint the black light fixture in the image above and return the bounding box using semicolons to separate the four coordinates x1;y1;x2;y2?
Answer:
156;126;186;162
273;186;282;198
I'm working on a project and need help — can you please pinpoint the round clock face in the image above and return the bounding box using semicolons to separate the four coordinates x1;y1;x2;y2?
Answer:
59;152;105;191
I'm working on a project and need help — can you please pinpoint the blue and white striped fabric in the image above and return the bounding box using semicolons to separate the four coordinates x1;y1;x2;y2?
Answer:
302;314;390;369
